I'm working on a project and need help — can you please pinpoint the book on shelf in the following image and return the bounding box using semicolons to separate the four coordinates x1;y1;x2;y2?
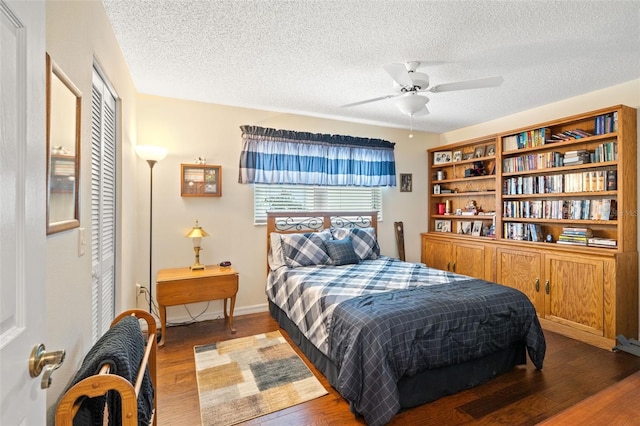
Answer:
606;170;617;190
563;150;590;166
502;127;551;151
556;240;588;246
587;237;617;248
557;226;591;246
571;129;593;138
594;112;618;135
560;227;592;237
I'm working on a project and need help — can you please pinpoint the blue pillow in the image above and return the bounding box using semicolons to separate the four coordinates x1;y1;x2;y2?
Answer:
324;238;360;266
330;227;380;260
280;230;332;268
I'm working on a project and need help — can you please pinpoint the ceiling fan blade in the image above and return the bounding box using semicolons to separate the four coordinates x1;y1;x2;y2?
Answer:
429;76;504;93
340;93;400;108
383;63;413;87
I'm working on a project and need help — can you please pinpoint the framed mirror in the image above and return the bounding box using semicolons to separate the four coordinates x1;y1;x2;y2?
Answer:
46;53;81;234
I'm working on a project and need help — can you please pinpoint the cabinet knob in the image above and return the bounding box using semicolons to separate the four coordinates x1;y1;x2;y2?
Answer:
535;278;540;292
545;280;550;295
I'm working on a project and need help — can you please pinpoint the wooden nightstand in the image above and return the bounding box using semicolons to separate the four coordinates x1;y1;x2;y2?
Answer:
156;265;238;346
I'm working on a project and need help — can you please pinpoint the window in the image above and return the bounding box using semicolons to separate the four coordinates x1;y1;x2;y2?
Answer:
254;184;382;225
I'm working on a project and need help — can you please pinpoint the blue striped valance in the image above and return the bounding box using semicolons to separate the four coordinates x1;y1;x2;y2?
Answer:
238;126;396;187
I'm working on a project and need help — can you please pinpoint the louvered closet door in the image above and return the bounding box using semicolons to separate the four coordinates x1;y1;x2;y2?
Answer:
90;69;117;342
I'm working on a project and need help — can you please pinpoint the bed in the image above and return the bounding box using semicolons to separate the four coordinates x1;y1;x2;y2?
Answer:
266;211;546;426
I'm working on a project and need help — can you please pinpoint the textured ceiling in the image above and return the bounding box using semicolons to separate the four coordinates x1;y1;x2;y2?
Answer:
102;0;640;133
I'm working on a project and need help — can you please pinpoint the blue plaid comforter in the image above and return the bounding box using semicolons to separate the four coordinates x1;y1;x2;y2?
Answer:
266;257;546;426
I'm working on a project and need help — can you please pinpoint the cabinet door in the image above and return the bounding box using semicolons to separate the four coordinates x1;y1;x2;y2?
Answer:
453;242;485;279
422;237;452;271
544;254;605;336
496;248;544;315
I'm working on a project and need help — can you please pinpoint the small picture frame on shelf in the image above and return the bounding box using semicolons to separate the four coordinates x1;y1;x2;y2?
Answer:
486;144;496;157
474;146;485;158
462;152;475;161
433;184;441;194
471;220;483;236
434;151;452;165
435;219;451;233
452;150;462;162
457;221;472;234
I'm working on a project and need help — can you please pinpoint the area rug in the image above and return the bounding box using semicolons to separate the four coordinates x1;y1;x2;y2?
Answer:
194;330;328;425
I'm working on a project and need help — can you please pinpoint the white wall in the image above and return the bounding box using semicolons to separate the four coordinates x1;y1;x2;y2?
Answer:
135;95;438;320
45;0;139;419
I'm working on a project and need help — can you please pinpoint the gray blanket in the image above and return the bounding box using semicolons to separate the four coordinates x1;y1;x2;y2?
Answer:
64;315;154;426
329;279;545;426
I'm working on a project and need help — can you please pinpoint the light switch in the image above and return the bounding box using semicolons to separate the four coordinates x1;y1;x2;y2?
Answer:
78;227;86;257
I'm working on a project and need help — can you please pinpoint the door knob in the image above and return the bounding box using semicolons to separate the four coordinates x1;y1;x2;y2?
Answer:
29;343;66;389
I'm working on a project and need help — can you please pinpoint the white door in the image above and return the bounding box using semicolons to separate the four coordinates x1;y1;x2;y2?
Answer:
0;0;47;424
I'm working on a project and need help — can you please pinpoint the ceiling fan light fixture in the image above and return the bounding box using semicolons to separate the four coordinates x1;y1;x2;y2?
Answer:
396;95;429;116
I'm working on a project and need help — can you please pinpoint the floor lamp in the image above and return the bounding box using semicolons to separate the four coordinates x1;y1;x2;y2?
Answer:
136;145;168;314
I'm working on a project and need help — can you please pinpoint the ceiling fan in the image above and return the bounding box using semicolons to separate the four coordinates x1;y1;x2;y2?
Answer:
341;61;504;116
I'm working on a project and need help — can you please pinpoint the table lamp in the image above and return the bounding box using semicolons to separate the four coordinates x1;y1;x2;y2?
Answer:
186;220;209;270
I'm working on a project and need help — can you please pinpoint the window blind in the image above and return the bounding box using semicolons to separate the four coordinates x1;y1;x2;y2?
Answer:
254;184;382;225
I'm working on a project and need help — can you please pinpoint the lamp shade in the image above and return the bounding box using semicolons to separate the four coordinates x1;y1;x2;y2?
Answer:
185;222;209;239
135;145;168;162
396;95;429;116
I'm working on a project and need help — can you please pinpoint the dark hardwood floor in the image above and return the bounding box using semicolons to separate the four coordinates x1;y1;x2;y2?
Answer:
156;312;640;425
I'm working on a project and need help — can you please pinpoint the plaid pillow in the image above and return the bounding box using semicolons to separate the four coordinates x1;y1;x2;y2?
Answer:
280;230;332;268
330;227;380;260
324;238;360;266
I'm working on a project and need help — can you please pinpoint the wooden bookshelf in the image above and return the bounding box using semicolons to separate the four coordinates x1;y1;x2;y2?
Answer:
423;105;638;350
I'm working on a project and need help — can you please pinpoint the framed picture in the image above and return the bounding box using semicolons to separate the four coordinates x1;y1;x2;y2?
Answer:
181;164;222;197
400;173;413;192
452;150;462;162
472;220;483;236
485;144;496;157
474;146;486;158
433;151;452;165
462;152;475;161
435;219;451;232
460;221;472;234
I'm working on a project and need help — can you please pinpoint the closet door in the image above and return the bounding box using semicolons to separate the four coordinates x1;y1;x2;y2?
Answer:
90;68;118;341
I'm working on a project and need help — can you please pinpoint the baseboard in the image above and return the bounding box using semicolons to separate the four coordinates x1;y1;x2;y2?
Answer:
165;303;269;327
137;303;269;332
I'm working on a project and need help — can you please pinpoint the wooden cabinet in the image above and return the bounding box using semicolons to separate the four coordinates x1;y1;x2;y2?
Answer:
496;247;609;340
423;105;638;350
421;237;451;271
544;253;605;336
422;235;488;280
496;247;543;315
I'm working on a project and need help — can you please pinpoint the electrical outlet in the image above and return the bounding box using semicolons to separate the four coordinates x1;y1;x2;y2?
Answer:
136;283;145;295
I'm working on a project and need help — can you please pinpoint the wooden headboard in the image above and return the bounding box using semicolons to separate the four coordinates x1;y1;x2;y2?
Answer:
266;211;378;271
